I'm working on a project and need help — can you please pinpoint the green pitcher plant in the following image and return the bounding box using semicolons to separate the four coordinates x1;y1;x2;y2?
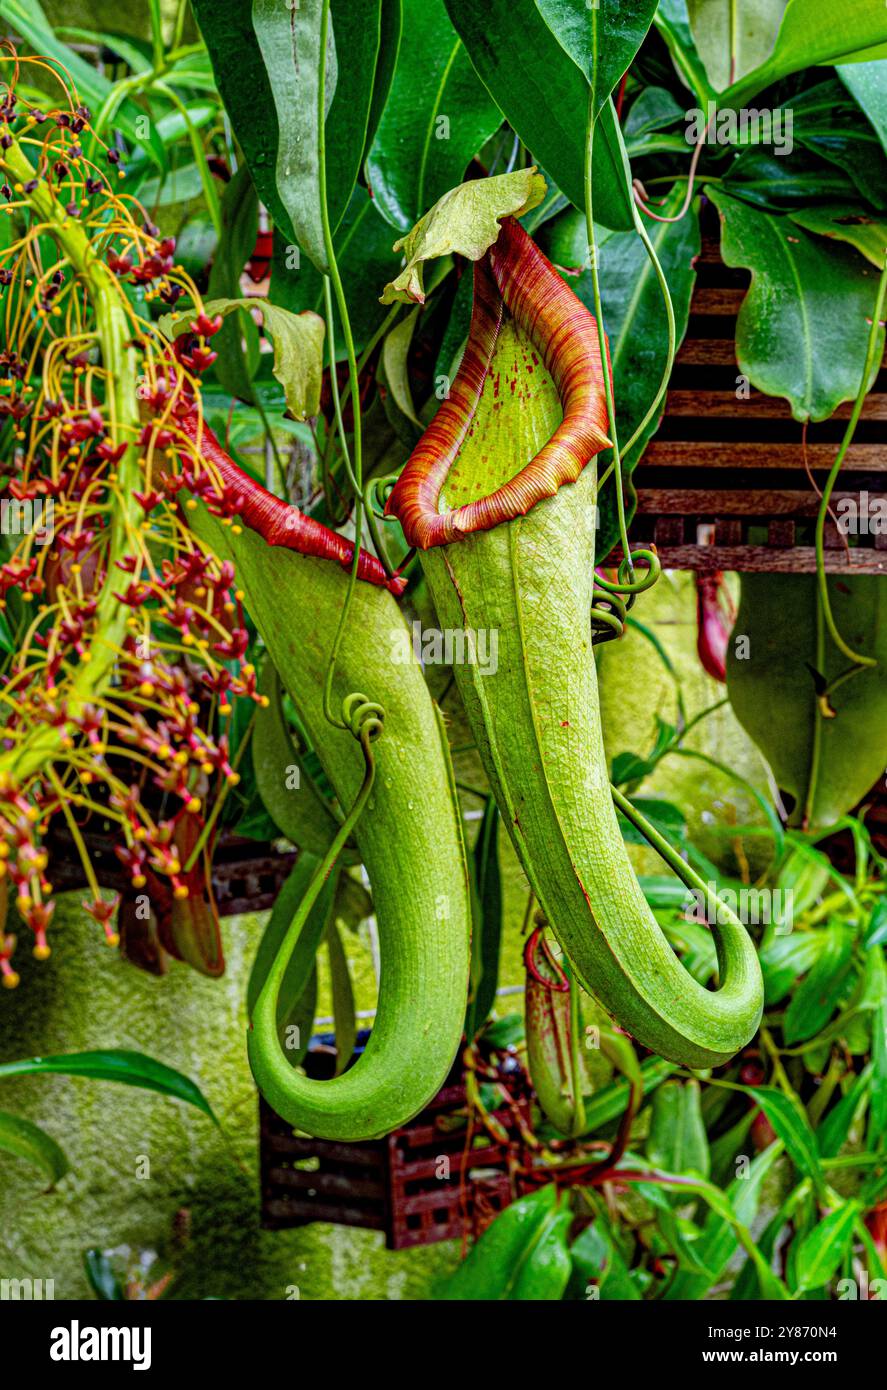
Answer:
387;216;763;1068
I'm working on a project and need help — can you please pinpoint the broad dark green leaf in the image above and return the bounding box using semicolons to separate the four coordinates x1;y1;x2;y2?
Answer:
783;80;887;210
795;1202;859;1292
270;187;401;355
687;0;789;94
363;0;403;161
709;187;886;422
783;925;855;1045
0;1051;215;1121
722;150;857;212
445;0;635;230
194;0;380;264
564;182;698;557
251;0;334;272
366;0;502;233
789;205;887;271
723;0;887;107
838;60;887;160
569;1221;641;1300
727;575;887;827
623;85;686;145
206;165;260;405
652;0;715;106
646;1079;710;1177
441;1185;573;1300
535;0;659;118
0;1109;69;1186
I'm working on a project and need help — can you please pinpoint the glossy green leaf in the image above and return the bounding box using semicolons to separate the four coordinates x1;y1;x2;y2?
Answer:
784;80;887;210
570;1221;641;1300
868;989;887;1147
446;0;635;230
380;309;422;426
730;1182;809;1300
535;0;659;117
687;0;789;94
582;1057;677;1133
646;1079;710;1177
783;925;855;1045
760;931;828;1007
0;1109;69;1186
653;0;715;106
364;0;403;161
270;187;401;355
748;1087;823;1193
194;0;379;263
709;187;885;422
838;60;887;160
380;168;546;304
366;0;502;234
723;0;887;107
0;1051;215;1121
727;575;887;827
546;183;699;557
441;1185;573;1300
795;1202;859;1292
788;205;887;270
623;85;687;151
205;165;260;405
721;150;857;212
251;0;335;273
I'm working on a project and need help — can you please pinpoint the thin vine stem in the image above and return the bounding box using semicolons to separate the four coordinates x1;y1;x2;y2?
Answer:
621;209;676;458
315;0;369;732
814;258;887;669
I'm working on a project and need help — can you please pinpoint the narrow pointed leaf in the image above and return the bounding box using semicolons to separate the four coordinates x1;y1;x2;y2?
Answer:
0;1109;69;1187
0;1052;215;1121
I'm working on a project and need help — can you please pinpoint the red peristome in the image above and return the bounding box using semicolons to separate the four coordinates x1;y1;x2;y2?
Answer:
176;410;405;596
386;216;612;550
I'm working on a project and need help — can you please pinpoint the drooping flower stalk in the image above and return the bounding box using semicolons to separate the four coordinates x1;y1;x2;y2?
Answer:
0;60;257;977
